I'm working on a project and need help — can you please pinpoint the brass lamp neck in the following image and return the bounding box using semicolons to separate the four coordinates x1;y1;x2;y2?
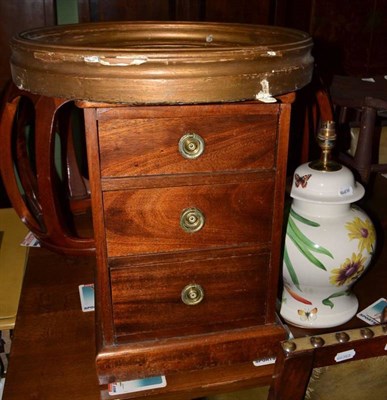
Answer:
309;121;342;171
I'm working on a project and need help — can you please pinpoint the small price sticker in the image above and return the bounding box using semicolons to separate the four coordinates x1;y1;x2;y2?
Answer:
339;186;354;196
334;349;356;363
253;356;276;367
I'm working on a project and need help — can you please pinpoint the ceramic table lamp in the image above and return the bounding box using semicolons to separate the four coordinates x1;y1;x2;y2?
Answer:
280;121;376;328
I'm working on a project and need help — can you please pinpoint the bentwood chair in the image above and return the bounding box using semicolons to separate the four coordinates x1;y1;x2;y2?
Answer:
331;75;387;184
0;82;94;255
301;71;387;186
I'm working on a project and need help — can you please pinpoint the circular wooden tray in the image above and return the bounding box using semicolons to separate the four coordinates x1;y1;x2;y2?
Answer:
10;22;313;104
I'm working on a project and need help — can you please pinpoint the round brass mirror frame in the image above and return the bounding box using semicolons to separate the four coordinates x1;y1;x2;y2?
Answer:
10;21;313;104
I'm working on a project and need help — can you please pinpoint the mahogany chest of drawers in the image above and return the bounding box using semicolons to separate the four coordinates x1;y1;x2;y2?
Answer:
82;95;294;385
2;20;313;392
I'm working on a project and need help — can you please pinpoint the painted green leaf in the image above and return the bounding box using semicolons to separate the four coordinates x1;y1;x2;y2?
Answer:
322;298;335;309
290;208;320;227
288;217;334;259
322;291;350;309
287;227;327;271
283;245;301;291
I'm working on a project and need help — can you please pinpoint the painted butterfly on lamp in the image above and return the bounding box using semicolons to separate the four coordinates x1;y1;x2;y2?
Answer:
294;173;312;188
298;307;318;321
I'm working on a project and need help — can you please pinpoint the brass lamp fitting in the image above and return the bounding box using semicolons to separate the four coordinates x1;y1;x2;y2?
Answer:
309;121;342;171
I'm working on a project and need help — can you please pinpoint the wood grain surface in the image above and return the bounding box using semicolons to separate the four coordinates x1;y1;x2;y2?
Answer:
103;181;274;256
110;251;269;339
99;109;277;177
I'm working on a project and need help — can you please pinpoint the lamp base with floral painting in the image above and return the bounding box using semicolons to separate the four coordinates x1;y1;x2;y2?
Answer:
280;121;376;328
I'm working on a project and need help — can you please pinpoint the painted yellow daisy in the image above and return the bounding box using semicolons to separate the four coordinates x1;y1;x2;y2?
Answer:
329;253;366;286
345;217;375;254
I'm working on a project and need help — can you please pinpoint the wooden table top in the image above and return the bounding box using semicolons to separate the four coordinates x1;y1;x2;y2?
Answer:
3;175;387;400
3;248;100;400
2;248;275;400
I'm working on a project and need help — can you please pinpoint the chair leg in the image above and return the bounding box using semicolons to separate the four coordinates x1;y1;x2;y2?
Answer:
354;106;377;184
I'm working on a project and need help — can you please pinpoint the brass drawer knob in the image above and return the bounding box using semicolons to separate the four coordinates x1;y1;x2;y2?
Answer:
181;284;204;305
178;133;205;159
180;207;205;233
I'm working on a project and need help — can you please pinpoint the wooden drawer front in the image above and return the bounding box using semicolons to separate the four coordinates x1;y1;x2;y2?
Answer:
98;113;277;177
110;253;269;339
103;180;274;257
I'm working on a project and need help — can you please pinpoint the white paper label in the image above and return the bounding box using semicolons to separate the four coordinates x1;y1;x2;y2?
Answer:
253;356;276;367
334;349;356;362
339;186;354;196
